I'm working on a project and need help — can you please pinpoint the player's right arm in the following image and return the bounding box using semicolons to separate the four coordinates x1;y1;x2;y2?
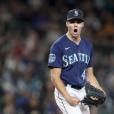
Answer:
48;41;80;105
50;67;80;106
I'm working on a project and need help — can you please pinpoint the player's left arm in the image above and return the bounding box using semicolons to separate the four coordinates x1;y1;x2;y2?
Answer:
86;67;105;92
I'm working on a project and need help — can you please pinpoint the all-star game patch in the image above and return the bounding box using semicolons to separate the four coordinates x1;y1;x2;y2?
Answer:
49;53;56;63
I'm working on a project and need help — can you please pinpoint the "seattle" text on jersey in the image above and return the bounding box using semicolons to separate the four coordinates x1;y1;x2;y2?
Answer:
62;53;90;67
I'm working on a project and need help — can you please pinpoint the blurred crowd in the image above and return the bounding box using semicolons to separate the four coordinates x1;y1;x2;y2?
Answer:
0;0;114;114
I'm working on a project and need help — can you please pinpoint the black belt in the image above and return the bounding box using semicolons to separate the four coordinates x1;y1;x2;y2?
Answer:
64;83;83;90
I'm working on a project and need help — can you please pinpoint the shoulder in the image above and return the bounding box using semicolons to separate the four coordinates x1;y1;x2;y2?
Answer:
50;34;66;49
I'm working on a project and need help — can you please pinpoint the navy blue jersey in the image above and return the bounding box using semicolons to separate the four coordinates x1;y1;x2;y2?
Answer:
48;34;93;87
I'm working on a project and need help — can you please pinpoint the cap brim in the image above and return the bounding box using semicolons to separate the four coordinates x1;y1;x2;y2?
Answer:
67;17;84;21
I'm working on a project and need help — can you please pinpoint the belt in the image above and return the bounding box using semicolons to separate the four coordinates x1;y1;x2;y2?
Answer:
64;83;83;90
71;85;83;89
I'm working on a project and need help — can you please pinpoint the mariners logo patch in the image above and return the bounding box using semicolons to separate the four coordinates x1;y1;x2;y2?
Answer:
49;53;56;63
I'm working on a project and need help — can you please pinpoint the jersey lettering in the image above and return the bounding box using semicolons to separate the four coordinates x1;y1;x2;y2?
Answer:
63;53;90;67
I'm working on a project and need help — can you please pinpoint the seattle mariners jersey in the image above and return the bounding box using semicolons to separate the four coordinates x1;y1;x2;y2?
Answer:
48;34;93;87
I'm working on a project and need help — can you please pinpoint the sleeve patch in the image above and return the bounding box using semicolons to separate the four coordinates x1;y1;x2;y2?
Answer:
48;53;56;63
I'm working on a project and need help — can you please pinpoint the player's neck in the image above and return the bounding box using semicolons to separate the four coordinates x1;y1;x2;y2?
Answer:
66;32;81;45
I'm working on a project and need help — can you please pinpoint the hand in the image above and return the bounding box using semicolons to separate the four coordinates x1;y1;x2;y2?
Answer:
65;95;80;106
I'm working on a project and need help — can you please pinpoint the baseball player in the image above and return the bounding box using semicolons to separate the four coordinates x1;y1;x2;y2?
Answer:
48;9;104;114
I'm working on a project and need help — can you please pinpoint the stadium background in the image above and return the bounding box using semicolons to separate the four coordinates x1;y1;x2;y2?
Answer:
0;0;114;114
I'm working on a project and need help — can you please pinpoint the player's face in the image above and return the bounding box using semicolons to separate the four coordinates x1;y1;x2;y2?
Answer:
66;19;84;38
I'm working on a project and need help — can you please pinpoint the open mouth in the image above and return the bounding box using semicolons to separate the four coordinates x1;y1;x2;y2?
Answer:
74;29;77;32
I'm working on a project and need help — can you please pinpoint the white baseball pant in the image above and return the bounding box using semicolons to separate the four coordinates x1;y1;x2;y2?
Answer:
54;84;90;114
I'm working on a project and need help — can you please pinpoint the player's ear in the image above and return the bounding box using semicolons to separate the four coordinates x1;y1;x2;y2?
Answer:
66;21;68;27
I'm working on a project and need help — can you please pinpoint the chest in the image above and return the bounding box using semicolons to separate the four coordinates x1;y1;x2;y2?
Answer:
62;43;91;67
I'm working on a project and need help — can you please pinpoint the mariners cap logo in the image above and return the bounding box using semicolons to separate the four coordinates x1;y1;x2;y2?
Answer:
74;10;78;16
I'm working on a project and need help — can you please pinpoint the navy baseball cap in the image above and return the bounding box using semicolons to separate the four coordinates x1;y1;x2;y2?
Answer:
67;9;85;21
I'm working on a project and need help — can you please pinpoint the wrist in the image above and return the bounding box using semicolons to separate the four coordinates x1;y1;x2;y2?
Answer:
64;94;70;100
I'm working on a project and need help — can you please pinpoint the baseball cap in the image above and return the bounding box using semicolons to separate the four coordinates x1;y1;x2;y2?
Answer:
67;9;85;21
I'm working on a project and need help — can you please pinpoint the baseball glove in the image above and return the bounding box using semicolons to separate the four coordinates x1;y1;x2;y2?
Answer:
81;83;106;106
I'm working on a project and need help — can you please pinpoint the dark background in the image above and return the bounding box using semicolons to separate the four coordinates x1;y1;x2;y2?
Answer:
0;0;114;114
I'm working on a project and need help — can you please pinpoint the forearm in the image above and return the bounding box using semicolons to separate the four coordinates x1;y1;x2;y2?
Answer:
51;70;81;106
87;74;102;89
50;68;70;99
51;75;70;98
50;68;81;106
86;67;104;91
